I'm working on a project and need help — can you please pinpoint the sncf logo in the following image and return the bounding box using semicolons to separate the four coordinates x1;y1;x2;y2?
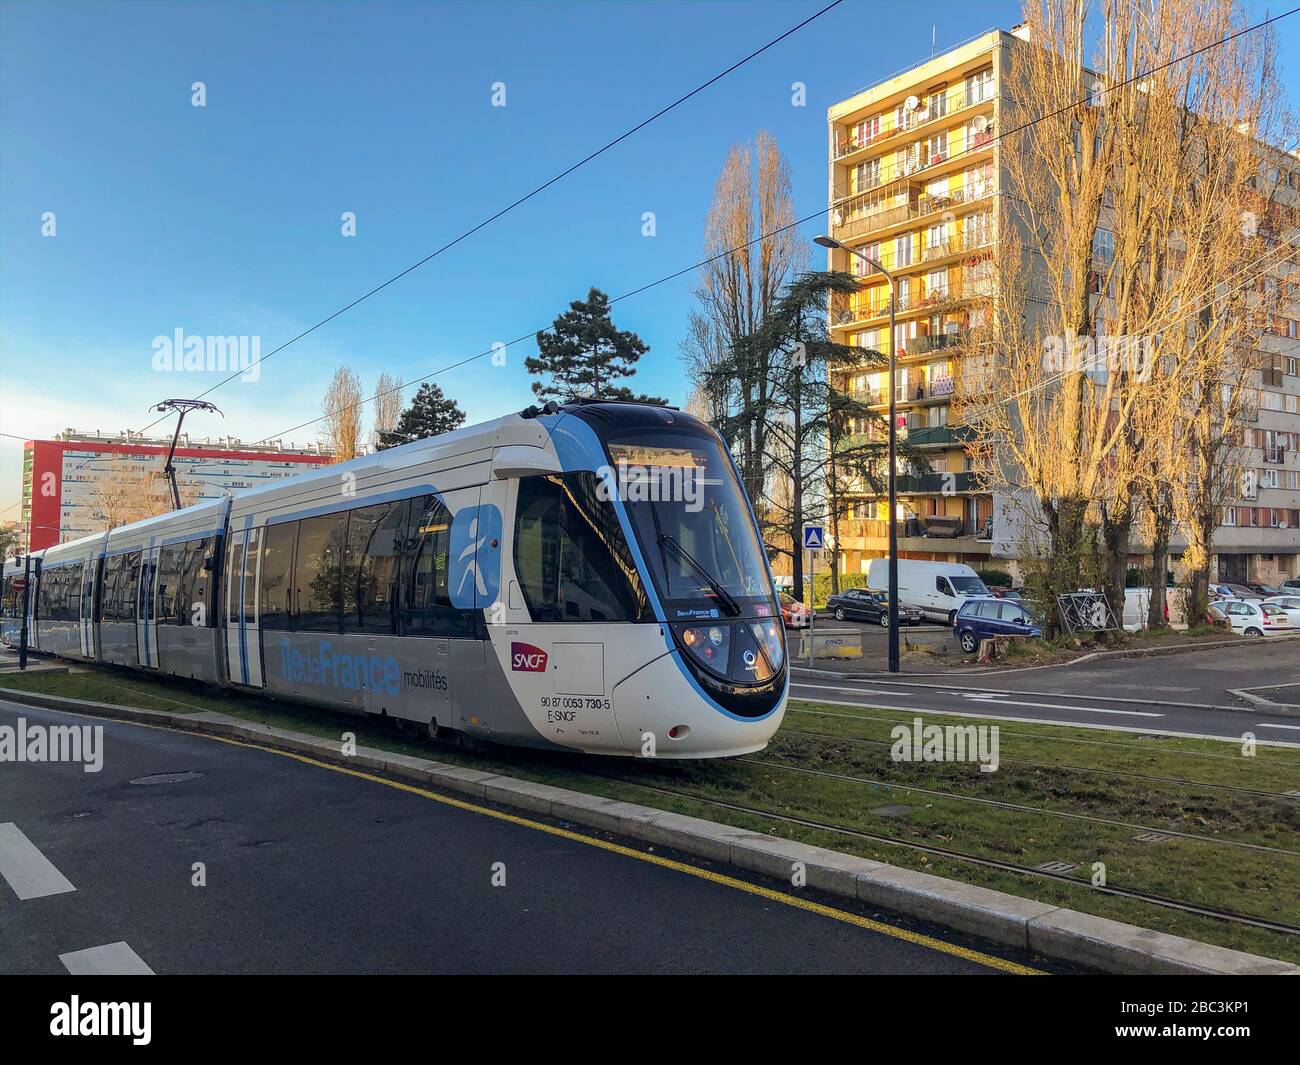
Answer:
510;642;548;672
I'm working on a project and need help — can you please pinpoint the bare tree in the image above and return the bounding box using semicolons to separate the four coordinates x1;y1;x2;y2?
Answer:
688;131;805;506
322;366;364;462
372;372;403;445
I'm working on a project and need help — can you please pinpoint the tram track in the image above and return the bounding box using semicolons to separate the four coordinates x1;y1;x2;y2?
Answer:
736;755;1300;857
778;725;1300;802
588;770;1300;937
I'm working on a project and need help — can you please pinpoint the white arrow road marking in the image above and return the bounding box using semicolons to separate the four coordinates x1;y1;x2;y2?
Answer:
0;823;75;900
59;942;154;976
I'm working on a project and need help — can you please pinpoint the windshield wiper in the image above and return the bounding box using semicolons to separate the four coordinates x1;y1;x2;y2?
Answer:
658;532;741;616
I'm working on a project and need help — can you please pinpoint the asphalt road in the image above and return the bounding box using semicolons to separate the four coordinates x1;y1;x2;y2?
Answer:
0;700;1052;975
792;639;1300;746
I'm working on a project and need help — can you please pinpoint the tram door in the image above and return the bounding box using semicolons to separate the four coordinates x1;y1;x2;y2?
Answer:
79;559;96;658
136;545;160;669
224;526;263;687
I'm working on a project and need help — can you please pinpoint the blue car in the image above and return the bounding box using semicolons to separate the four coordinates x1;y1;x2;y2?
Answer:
953;596;1042;653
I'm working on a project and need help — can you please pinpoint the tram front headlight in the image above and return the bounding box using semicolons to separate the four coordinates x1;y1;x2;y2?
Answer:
674;622;732;675
749;619;784;671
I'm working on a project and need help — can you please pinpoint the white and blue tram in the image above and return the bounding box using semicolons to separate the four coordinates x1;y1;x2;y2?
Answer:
1;402;788;758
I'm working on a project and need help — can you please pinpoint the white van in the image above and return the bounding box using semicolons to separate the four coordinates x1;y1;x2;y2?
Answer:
867;559;990;624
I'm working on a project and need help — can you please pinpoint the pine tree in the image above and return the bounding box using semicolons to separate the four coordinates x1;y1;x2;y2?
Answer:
378;382;466;449
525;287;667;404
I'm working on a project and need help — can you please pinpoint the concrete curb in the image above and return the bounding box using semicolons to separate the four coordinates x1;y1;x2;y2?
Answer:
1;685;1295;976
807;632;1299;681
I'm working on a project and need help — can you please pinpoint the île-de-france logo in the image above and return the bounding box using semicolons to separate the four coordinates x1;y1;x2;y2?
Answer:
448;503;502;609
510;642;548;672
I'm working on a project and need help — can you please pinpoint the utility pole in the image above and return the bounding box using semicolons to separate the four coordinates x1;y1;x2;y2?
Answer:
152;399;222;509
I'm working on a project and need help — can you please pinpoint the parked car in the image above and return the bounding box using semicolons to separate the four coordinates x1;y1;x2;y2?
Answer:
953;596;1043;653
1211;599;1294;637
1121;588;1170;632
1247;582;1279;597
778;592;811;629
868;558;990;625
1262;595;1300;626
1223;583;1264;601
1281;577;1300;594
826;588;922;626
988;587;1024;601
1204;603;1232;630
1208;583;1237;601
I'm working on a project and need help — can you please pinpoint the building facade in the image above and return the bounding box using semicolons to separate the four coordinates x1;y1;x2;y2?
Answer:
20;430;332;552
824;27;1300;586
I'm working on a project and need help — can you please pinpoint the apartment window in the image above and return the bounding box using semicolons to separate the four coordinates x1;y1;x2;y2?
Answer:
851;115;880;147
896;232;914;267
927;268;948;299
927;132;948;165
1093;229;1115;265
929;89;948;119
966;68;994;104
853;158;882;193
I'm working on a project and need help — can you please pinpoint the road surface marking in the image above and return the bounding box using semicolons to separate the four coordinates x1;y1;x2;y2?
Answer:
0;822;75;900
790;683;897;697
792;683;1162;717
787;700;1300;748
59;941;154;975
1258;723;1300;731
11;707;1041;976
951;694;1163;717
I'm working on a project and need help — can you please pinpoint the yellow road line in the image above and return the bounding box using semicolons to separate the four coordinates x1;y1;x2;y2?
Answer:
4;701;1045;974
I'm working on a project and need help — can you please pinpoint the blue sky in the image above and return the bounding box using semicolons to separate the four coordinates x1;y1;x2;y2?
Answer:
3;0;1298;519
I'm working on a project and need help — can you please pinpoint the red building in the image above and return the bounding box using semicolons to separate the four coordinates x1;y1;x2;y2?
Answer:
21;431;332;552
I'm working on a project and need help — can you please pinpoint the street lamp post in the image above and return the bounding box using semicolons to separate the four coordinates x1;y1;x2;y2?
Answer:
815;234;900;673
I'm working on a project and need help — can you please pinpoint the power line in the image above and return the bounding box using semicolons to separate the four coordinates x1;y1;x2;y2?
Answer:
126;0;846;436
251;5;1300;447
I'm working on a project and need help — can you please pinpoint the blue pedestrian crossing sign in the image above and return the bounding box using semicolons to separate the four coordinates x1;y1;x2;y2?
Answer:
802;525;825;550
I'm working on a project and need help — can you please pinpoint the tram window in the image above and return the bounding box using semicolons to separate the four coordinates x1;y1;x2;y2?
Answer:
400;495;476;637
99;556;121;621
156;545;183;624
101;555;133;623
259;522;297;630
513;473;649;623
115;552;141;622
294;512;347;632
240;528;260;623
343;501;403;634
182;537;215;627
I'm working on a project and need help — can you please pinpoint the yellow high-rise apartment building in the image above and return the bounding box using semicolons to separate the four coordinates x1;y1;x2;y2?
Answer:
823;26;1300;586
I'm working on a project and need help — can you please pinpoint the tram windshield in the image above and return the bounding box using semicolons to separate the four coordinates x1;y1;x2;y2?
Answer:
606;429;773;619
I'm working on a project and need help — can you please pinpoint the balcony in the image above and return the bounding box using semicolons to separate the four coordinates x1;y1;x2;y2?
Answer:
896;471;977;493
833;86;995;161
830;183;995;245
903;424;972;447
830;275;995;330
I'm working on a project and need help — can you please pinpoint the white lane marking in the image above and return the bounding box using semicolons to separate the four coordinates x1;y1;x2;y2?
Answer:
791;683;910;697
1258;723;1300;731
59;941;154;976
792;682;1162;717
0;823;75;900
787;698;1300;748
953;693;1163;717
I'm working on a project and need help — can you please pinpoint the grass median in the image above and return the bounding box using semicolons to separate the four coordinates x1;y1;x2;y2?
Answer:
2;663;1298;963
